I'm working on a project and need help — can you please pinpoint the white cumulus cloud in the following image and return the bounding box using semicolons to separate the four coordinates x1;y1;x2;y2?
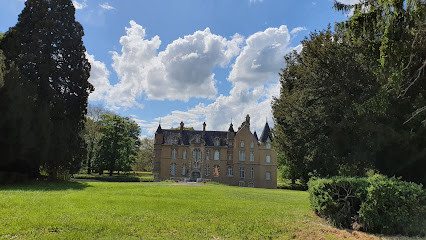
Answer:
86;52;112;101
228;25;298;89
100;21;244;108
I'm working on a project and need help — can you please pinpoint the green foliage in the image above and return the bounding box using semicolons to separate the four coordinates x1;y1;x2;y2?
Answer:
133;137;154;171
308;175;426;235
308;177;369;228
95;114;141;174
0;0;93;180
73;173;154;182
273;0;426;185
81;104;111;174
359;175;426;235
170;126;195;130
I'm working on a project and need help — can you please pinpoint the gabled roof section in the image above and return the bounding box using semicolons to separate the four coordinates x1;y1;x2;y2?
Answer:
259;122;271;143
253;131;258;141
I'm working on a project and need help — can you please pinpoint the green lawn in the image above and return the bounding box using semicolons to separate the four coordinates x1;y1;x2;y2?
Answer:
0;181;380;239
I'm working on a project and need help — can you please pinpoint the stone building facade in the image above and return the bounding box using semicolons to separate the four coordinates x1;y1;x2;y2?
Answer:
153;115;277;189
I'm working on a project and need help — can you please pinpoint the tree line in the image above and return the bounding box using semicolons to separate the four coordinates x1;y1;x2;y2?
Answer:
272;0;426;185
81;105;153;175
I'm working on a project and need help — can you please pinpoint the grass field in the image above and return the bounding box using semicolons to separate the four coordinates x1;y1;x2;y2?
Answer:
0;181;398;239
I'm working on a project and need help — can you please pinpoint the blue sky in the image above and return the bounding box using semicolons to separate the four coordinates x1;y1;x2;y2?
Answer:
0;0;355;137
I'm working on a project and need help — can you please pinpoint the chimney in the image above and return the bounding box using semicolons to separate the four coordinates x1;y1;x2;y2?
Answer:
180;121;184;133
203;122;206;132
245;114;250;127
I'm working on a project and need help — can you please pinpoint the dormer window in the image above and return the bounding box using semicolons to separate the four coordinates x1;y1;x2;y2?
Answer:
195;135;200;143
240;141;244;148
266;141;271;149
250;141;254;148
215;138;220;146
172;136;179;145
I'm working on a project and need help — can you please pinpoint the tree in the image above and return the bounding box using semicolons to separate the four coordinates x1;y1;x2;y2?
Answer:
82;104;111;174
273;0;426;184
273;29;378;182
133;138;154;172
0;0;93;179
96;114;141;175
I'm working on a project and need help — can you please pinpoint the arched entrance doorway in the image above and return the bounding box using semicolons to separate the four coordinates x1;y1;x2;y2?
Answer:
190;170;201;182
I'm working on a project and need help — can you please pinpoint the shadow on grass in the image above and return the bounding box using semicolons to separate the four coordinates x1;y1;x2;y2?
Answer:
0;180;92;192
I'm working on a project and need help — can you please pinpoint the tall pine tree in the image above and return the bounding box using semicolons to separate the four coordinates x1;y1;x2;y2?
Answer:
0;0;93;179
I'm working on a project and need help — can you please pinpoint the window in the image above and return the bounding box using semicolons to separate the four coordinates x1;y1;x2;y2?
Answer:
214;150;220;160
266;171;271;180
206;151;210;160
195;135;200;143
215;138;220;146
266;155;271;163
240;141;244;148
239;151;246;162
205;165;209;176
227;167;233;176
183;150;187;160
182;164;186;176
250;167;254;179
250;152;254;162
248;182;254;188
170;163;176;176
228;154;232;160
250;141;254;148
213;165;220;177
172;149;177;160
239;167;245;179
239;181;245;187
266;142;271;149
193;149;201;168
172;136;179;145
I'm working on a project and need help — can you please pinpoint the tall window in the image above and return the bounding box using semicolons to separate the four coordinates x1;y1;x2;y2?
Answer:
172;137;179;145
239;151;246;162
250;152;254;162
266;155;271;163
250;141;254;148
239;167;245;179
250;167;254;179
240;141;245;148
213;165;220;177
195;135;200;143
266;171;271;180
205;165;209;176
206;151;210;160
182;164;186;176
170;163;176;176
227;167;233;176
183;150;187;160
172;149;177;160
266;140;271;149
193;149;201;168
215;138;220;146
214;150;219;160
228;154;232;160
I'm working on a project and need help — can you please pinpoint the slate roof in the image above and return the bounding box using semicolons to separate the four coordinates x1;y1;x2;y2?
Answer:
162;129;229;146
259;122;271;143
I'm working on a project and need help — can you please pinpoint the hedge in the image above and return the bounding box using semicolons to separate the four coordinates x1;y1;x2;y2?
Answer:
308;175;426;236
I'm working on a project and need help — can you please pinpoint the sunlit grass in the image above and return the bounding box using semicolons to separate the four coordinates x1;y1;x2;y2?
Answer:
0;181;380;239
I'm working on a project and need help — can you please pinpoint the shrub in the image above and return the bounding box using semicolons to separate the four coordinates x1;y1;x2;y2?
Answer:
308;177;369;228
359;175;426;236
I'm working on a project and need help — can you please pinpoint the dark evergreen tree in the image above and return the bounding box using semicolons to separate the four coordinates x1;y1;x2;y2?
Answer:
0;0;93;179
